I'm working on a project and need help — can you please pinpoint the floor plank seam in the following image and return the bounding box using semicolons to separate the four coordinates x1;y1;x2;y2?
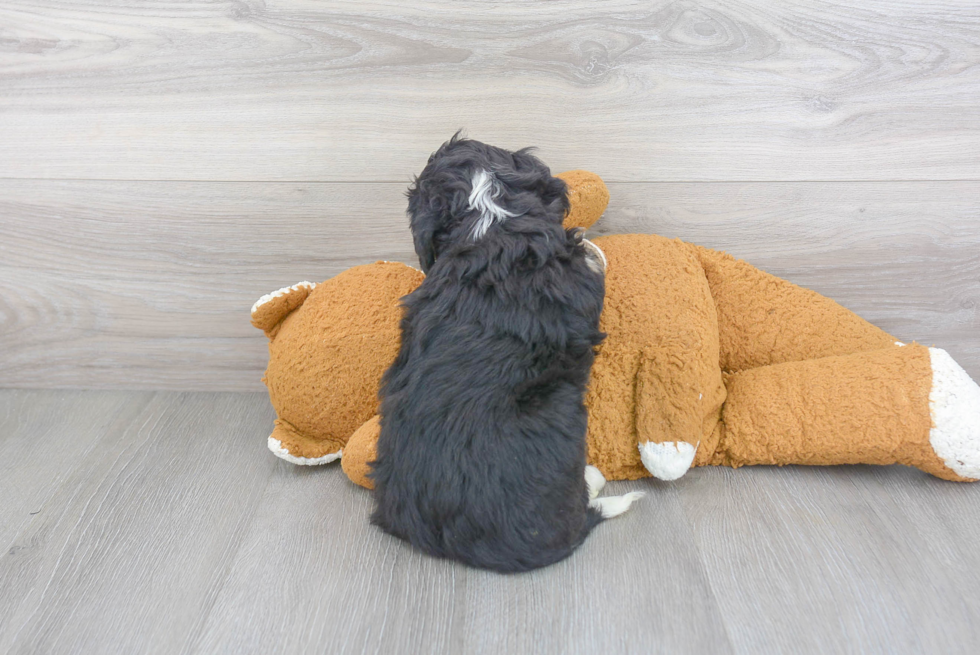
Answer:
2;177;979;184
182;458;279;655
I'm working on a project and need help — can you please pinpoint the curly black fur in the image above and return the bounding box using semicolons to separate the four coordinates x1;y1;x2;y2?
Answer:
369;135;608;572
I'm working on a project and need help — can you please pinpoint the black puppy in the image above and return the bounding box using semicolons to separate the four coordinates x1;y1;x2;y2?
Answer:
370;135;642;572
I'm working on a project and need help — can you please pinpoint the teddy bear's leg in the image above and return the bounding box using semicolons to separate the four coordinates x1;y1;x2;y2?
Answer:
718;344;980;481
927;347;980;480
634;343;727;481
557;170;610;231
250;281;316;339
693;246;898;372
341;415;381;488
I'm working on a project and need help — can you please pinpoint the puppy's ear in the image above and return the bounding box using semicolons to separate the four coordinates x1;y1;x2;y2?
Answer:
412;227;437;274
541;174;571;218
510;149;571;220
406;178;438;274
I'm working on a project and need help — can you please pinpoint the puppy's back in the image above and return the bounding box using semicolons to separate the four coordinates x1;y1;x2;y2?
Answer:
370;316;605;573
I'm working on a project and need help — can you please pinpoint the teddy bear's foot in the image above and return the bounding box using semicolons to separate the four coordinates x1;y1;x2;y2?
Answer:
268;437;341;466
267;421;343;466
929;348;980;481
638;441;698;481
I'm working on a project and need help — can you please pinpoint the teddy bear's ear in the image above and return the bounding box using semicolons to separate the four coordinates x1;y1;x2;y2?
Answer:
250;281;316;340
557;170;610;231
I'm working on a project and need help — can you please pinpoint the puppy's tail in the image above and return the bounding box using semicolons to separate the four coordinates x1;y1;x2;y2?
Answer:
584;464;644;521
589;492;645;519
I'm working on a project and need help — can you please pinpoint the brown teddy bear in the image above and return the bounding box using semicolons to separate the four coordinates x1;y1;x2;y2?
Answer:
251;172;980;486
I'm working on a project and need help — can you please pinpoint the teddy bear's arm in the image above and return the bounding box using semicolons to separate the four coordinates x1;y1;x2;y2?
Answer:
719;344;980;482
557;170;610;232
341;415;380;488
250;281;316;340
693;246;898;373
633;343;726;481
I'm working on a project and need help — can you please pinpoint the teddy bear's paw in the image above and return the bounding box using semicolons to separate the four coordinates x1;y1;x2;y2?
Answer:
585;465;606;500
928;348;980;481
267;436;342;466
589;491;645;519
639;441;697;481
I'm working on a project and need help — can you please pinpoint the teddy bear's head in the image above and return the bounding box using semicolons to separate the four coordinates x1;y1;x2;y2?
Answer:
255;263;424;462
253;171;609;465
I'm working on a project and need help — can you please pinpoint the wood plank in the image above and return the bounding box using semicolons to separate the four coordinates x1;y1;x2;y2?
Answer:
3;390;980;653
677;465;980;653
192;470;731;655
1;179;976;390
0;389;155;643
596;181;980;375
0;391;277;655
0;180;418;391
1;1;978;181
0;389;140;551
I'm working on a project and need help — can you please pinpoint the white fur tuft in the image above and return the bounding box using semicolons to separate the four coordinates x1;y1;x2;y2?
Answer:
585;465;606;500
468;169;515;240
928;348;980;480
639;441;698;481
590;491;645;518
268;436;342;466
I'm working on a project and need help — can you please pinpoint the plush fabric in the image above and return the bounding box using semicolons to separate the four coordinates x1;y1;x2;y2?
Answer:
252;171;980;486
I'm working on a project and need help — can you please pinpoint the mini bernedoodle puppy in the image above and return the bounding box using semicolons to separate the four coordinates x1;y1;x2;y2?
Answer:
370;135;643;572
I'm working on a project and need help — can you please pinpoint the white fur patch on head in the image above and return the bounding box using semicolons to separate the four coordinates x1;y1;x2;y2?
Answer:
468;169;515;240
639;441;697;481
928;348;980;480
251;281;316;315
268;436;342;466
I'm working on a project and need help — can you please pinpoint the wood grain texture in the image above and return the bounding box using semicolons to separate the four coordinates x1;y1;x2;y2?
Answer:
678;465;980;653
595;181;980;374
194;463;730;655
0;390;139;555
0;391;277;655
2;390;979;653
1;179;976;390
1;1;978;181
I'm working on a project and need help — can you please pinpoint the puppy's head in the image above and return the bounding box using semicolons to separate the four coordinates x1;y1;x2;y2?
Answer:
407;134;570;273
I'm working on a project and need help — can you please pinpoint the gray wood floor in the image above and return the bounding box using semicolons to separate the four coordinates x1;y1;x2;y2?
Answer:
2;389;979;654
0;389;975;654
2;1;980;653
